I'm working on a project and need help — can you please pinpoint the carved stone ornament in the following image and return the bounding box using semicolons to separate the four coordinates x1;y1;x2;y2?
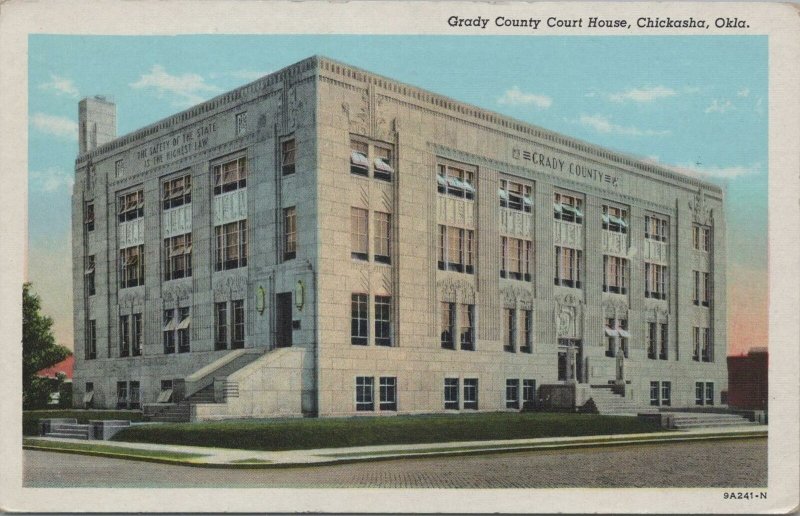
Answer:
501;285;534;309
287;86;303;131
602;298;629;319
689;188;713;225
438;278;476;304
555;293;583;338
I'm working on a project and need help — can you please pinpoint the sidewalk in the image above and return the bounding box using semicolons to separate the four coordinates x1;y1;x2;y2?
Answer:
24;425;767;468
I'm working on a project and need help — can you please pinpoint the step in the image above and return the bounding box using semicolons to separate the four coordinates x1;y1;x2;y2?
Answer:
45;432;89;440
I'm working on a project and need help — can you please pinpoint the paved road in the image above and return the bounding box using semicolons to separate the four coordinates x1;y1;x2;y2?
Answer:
24;438;766;488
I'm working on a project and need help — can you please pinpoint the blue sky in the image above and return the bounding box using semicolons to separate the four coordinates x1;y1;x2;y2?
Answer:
28;35;767;352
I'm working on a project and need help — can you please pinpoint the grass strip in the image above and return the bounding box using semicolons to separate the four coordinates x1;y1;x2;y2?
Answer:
23;438;207;460
112;412;666;452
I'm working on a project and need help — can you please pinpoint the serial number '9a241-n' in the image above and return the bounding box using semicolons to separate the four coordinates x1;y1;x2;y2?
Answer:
724;492;767;500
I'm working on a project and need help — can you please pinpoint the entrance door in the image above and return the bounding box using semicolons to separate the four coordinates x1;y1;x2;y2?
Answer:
557;339;584;383
276;292;293;348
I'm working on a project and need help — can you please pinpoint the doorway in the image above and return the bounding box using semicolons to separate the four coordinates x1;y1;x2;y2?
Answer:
276;292;293;347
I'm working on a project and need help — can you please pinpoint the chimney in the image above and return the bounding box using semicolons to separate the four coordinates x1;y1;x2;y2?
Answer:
78;95;116;154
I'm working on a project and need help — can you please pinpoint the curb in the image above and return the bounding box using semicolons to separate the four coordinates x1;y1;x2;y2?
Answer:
24;430;767;469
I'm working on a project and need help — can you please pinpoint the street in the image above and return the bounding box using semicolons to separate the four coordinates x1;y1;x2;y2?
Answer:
24;437;766;488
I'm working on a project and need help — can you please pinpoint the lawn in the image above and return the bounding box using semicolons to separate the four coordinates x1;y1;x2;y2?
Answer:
112;412;665;451
23;409;145;436
23;438;208;461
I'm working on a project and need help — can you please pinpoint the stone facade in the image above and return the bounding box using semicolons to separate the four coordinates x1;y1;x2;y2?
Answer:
72;56;727;418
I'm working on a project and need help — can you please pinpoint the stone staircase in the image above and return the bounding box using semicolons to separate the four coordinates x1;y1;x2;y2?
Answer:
145;384;215;423
665;411;760;429
44;421;91;440
587;386;651;415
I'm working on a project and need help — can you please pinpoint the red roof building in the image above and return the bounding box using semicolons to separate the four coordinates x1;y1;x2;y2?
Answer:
36;355;74;380
727;348;768;411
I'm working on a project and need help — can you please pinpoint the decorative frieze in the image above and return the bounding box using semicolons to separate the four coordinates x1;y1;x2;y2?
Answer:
118;219;144;248
601;230;627;256
643;239;669;264
437;277;476;304
162;204;192;239
213;189;247;226
555;293;583;339
499;208;533;238
553;220;583;249
437;196;475;228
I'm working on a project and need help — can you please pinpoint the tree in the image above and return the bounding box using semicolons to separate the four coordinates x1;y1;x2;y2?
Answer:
22;283;71;409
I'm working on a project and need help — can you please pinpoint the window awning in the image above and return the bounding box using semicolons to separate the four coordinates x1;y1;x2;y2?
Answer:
553;202;563;213
604;327;619;337
437;174;447;186
84;265;95;275
83;391;94;404
156;389;173;404
350;151;369;167
609;214;627;227
462;181;475;193
163;318;177;332
177;315;192;330
523;196;533;207
498;188;509;200
446;176;465;189
374;158;394;173
618;328;631;338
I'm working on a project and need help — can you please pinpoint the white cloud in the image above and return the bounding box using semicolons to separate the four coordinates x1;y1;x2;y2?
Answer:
578;114;670;137
130;65;220;106
608;86;677;103
737;88;750;97
30;112;78;139
670;162;761;180
39;74;79;98
29;167;74;193
497;86;552;108
704;99;734;114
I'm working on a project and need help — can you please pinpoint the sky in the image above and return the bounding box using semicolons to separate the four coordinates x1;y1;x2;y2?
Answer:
28;35;767;355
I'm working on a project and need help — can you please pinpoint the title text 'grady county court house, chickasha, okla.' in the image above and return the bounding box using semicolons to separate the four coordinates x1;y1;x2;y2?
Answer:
72;56;727;421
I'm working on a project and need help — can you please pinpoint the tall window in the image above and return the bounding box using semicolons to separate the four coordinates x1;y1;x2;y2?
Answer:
463;379;479;410
132;313;142;356
176;307;190;353
85;202;95;232
501;237;532;281
499;179;532;212
521;310;533;353
603;256;627;294
703;272;712;307
215;220;247;270
705;382;714;405
645;262;667;300
214;300;243;350
116;381;128;409
85;255;96;296
602;205;628;233
350;208;368;260
553;193;583;224
120;245;144;288
213;156;246;194
522;379;536;409
503;308;516;352
505;379;520;409
437;162;475;200
120;315;130;357
554;247;582;288
232;300;245;349
444;378;459;410
659;323;668;360
693;224;712;251
86;320;97;360
661;381;672;407
647;322;658;360
438;226;474;273
374;146;394;182
695;382;704;405
702;328;713;362
163;309;176;354
374;212;391;264
165;233;192;280
605;319;629;358
355;376;374;411
693;327;701;361
351;294;368;345
374;296;392;346
379;377;397;411
118;190;144;222
440;302;455;349
281;139;296;176
214;302;228;350
645;215;668;242
162;174;191;210
650;381;660;406
350;138;394;181
283;207;297;261
350;140;369;176
460;304;474;351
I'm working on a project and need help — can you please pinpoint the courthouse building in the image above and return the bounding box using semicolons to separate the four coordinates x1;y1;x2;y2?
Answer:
72;56;727;419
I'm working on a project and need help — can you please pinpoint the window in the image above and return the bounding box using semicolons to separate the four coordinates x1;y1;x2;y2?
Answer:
702;328;713;362
501;237;532;281
605;319;629;358
505;379;519;409
438;225;474;273
647;322;658;360
554;246;582;288
437;162;475;200
85;255;96;296
695;382;704;405
158;380;174;403
214;220;247;271
645;262;667;300
116;381;128;409
84;382;94;407
499;179;532;212
351;294;368;345
163;309;176;354
705;382;714;405
693;271;711;307
603;256;627;294
165;233;192;280
232;300;245;349
695;382;716;406
444;378;459;410
85;202;95;232
373;146;394;182
375;296;392;346
693;271;700;305
86;320;97;360
214;302;228;350
283;207;297;261
522;379;536;409
645;215;668;242
119;245;144;288
503;308;516;352
659;323;668;360
660;381;672;406
132;313;142;356
119;315;130;357
521;310;533;353
693;327;701;361
177;307;190;353
440;302;455;349
650;381;660;406
281;139;296;176
235;112;247;136
553;193;583;224
703;272;711;307
350;208;368;260
162;174;191;210
374;212;391;264
379;377;397;411
602;205;628;233
463;379;478;410
118;190;144;222
350;139;369;176
355;376;374;411
213;157;247;195
693;224;712;251
129;381;140;409
460;304;474;351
